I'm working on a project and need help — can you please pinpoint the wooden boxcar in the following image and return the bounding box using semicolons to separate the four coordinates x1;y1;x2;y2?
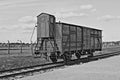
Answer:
35;13;102;62
56;22;102;53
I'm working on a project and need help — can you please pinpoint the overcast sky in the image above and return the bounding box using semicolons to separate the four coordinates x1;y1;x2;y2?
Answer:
0;0;120;43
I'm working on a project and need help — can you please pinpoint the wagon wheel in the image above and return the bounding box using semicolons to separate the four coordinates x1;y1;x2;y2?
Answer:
75;52;81;59
88;52;94;58
50;52;57;63
62;52;72;62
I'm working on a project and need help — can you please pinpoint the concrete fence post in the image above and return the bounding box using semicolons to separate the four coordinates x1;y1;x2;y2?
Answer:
8;40;10;54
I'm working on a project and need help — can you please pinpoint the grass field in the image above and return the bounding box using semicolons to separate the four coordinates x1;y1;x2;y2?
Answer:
0;46;50;71
0;45;120;71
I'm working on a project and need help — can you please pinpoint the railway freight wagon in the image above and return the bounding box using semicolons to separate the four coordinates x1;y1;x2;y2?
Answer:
35;13;102;63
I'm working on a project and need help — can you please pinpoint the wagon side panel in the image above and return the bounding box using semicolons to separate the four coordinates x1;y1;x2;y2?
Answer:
76;27;82;50
70;25;77;51
83;28;91;50
55;23;62;53
62;24;70;52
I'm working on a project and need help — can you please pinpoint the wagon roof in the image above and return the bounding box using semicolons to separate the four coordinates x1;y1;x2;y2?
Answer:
37;13;55;17
56;22;102;31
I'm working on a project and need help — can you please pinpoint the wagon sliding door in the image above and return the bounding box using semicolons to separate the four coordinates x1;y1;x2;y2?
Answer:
90;30;95;50
95;30;102;50
90;29;102;51
62;24;82;52
62;24;70;52
83;28;91;50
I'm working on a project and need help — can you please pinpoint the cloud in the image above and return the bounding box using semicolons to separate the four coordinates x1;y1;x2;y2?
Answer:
80;4;96;12
0;15;36;35
0;25;20;31
55;12;88;19
0;0;37;7
80;4;93;10
23;27;33;31
0;23;34;33
18;16;37;24
91;9;97;12
53;4;97;19
18;16;36;33
98;15;120;21
0;23;35;42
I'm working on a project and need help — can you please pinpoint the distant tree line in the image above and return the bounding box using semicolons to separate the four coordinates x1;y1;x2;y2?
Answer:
1;41;120;48
103;41;120;47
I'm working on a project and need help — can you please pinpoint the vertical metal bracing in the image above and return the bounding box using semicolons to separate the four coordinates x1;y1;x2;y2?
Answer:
81;27;84;52
34;37;58;59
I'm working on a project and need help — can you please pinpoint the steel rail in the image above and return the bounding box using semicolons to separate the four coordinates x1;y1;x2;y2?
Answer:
0;61;63;73
66;51;120;65
0;63;64;79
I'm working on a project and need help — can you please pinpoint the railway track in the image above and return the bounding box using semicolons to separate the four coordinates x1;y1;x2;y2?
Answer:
0;51;120;80
0;61;64;79
66;51;120;65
